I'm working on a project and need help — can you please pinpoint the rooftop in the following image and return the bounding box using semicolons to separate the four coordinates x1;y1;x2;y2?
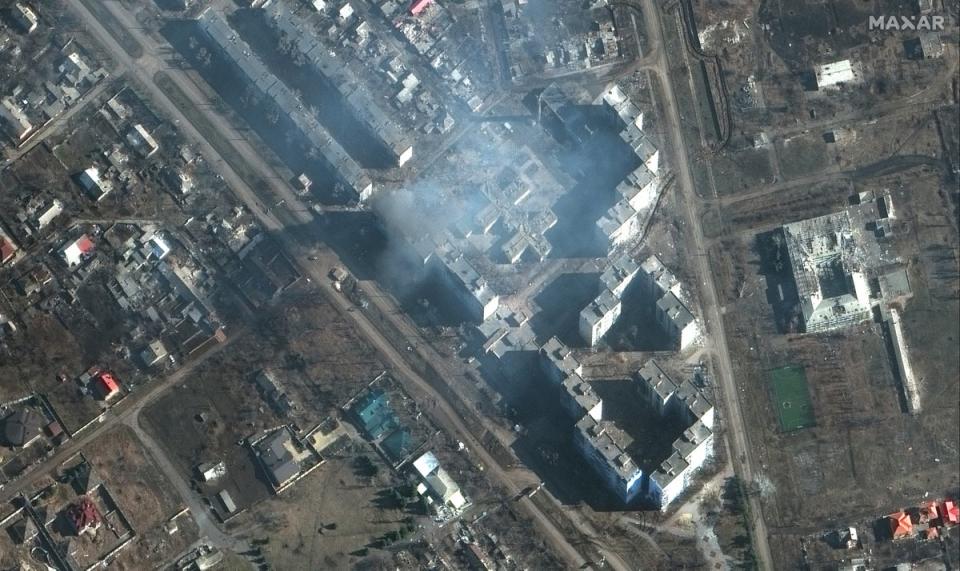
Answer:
582;289;620;326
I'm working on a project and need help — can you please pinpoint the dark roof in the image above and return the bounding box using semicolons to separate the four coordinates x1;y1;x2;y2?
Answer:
381;428;414;462
259;430;300;486
351;389;398;439
1;408;44;447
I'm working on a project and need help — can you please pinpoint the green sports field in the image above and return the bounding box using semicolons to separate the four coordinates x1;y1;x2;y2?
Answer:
769;366;815;432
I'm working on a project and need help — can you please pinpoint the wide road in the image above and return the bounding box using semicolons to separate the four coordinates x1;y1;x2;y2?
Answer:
636;0;775;568
62;0;604;568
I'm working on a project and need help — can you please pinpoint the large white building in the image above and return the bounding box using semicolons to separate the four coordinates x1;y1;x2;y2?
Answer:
579;288;621;346
432;248;499;323
782;196;892;333
639;254;701;351
634;360;715;510
412;451;467;510
814;59;857;89
574;416;644;503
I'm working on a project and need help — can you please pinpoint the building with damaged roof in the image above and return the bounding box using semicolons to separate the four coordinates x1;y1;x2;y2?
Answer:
591;84;665;253
783;192;896;333
600;254;640;298
539;336;584;384
264;3;414;166
656;291;699;351
197;9;373;202
572;358;714;507
638;254;700;351
432;247;499;323
561;374;602;421
575;416;643;503
579;288;621;347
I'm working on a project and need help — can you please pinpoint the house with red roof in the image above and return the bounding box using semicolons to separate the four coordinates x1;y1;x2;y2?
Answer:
0;235;17;265
63;234;95;268
889;510;913;539
410;0;433;15
66;495;102;535
95;372;120;400
941;500;959;526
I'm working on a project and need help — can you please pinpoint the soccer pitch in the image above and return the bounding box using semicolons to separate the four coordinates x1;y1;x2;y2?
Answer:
769;366;815;432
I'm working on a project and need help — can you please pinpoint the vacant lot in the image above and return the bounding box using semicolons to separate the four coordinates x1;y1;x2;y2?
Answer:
235;447;412;570
142;289;386;511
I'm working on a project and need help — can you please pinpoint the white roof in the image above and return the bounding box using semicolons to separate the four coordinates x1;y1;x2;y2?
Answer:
816;60;855;87
412;451;440;477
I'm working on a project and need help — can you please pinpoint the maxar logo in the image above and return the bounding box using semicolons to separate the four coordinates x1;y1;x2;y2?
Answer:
869;15;945;31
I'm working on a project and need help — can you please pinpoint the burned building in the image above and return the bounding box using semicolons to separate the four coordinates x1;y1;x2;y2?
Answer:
782;191;897;333
197;9;374;202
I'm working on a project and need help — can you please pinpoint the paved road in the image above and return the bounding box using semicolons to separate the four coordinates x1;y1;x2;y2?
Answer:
63;1;606;568
637;0;775;568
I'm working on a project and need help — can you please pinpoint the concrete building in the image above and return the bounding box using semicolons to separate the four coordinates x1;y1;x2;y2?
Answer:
655;291;699;351
638;255;699;350
596;201;640;250
639;254;680;298
782;210;875;333
539;336;583;384
126;124;159;157
574;416;643;503
412;451;467;509
617;165;660;212
538;83;592;146
257;429;303;488
35;200;63;229
579;288;621;346
13;3;38;33
198;9;374;202
0;97;34;141
815;59;856;89
917;32;944;58
196;461;227;482
561;374;602;421
432;248;499;323
62;234;95;267
265;3;414;166
592;83;665;253
600;254;640;298
633;359;715;510
76;167;113;201
140;339;168;366
645;420;713;509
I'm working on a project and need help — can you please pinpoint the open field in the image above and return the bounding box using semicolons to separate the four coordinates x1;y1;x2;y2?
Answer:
81;426;200;570
234;449;410;570
769;366;815;432
142;289;386;513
